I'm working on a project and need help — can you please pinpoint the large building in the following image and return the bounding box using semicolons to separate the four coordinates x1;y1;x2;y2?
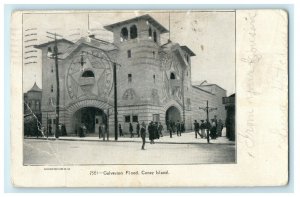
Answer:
34;14;227;135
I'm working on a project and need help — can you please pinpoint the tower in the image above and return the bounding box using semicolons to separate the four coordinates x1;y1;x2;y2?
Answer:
104;15;169;125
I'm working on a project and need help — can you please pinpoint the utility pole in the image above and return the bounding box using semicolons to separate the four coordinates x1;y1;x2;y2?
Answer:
181;68;186;125
113;63;118;141
46;32;62;139
199;100;217;122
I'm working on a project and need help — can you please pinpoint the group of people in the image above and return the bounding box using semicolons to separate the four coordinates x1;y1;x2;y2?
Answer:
166;120;185;138
193;119;224;143
118;121;164;150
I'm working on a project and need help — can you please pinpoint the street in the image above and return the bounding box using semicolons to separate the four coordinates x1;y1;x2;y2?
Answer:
24;132;236;165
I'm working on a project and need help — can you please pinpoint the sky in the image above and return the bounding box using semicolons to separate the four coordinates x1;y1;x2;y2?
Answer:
23;11;235;95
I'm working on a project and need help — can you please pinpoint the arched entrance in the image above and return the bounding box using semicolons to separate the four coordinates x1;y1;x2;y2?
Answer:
165;106;181;125
72;107;107;135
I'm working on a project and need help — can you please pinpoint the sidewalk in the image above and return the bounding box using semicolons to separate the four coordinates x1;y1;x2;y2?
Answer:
25;131;235;145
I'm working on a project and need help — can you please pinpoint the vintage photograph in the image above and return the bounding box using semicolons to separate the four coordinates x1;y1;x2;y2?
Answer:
22;11;236;165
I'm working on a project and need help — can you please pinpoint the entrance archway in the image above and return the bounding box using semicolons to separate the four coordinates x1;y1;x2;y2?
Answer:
165;106;181;125
72;107;107;135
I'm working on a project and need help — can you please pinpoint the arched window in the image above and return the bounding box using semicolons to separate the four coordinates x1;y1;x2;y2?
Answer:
130;25;138;39
153;31;157;42
120;27;128;42
82;70;94;78
186;55;190;63
170;72;176;79
148;27;152;38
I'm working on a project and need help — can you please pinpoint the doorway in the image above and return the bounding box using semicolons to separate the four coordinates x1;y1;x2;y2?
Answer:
73;107;106;135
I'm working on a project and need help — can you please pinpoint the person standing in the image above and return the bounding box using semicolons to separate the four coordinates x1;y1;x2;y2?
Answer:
168;121;172;138
154;122;160;140
148;121;155;144
129;122;134;138
61;124;67;136
181;121;185;133
98;124;102;139
48;125;52;136
176;120;181;136
200;120;206;138
119;123;123;137
206;119;211;143
211;119;217;139
141;122;146;150
158;122;163;137
101;123;107;141
136;122;140;137
217;119;224;137
193;120;201;138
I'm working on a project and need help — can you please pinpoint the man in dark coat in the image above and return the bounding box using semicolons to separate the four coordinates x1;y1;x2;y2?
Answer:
167;120;172;138
129;123;134;138
193;120;201;138
119;123;123;137
61;124;67;136
136;122;140;137
176;120;181;136
148;121;155;144
140;122;146;150
181;121;185;133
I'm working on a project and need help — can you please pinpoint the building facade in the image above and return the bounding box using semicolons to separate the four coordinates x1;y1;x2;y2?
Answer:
35;14;227;135
23;82;42;136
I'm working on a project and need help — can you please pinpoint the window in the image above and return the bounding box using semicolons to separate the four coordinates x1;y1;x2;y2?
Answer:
48;119;52;124
53;119;56;124
51;85;54;92
170;72;176;79
51;66;53;73
148;27;152;38
128;74;132;83
130;25;138;39
127;50;131;58
186;55;190;63
120;27;128;42
36;100;40;110
82;70;94;77
153;114;160;122
132;115;138;122
152;51;156;58
153;31;157;42
153;74;156;83
125;115;131;123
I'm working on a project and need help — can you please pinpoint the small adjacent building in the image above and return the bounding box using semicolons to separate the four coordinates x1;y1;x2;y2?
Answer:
23;82;42;136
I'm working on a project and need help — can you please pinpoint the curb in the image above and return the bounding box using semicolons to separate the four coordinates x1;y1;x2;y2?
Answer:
24;137;235;145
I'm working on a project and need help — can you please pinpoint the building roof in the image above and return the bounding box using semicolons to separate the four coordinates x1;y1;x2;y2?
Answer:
34;38;74;49
28;82;42;92
180;46;196;56
192;85;214;95
199;83;226;92
104;14;169;34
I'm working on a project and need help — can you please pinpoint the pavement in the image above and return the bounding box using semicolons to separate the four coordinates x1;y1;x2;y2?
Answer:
25;130;235;145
